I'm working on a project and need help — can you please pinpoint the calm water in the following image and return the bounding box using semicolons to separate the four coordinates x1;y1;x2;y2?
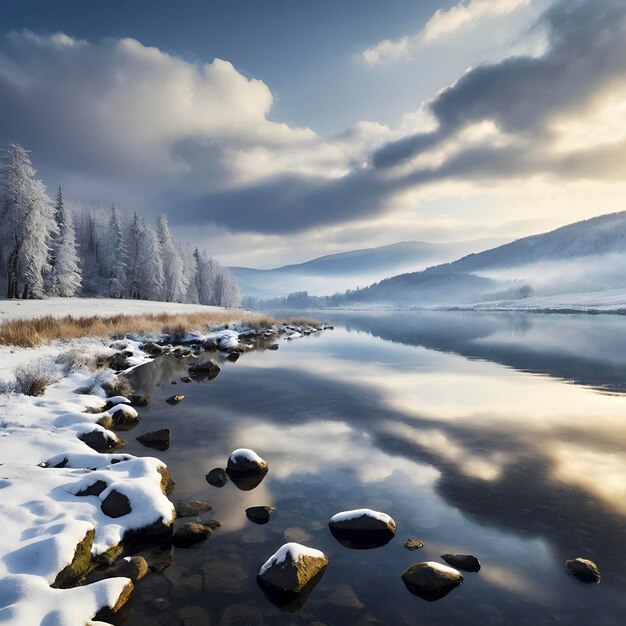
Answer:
122;310;626;626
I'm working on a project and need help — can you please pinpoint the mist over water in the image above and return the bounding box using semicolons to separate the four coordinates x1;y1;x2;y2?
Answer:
125;311;626;625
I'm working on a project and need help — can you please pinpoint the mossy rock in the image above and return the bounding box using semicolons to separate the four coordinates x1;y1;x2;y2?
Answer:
52;528;96;588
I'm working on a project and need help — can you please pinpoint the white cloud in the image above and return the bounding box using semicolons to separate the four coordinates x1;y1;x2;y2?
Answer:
358;0;532;66
421;0;530;44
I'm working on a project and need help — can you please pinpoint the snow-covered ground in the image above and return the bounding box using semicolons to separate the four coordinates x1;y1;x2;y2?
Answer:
0;297;223;322
471;288;626;313
0;301;321;624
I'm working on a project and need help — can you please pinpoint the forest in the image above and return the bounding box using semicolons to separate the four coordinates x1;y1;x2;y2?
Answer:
0;144;240;306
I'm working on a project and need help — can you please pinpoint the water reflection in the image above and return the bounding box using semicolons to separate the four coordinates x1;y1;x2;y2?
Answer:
123;311;626;625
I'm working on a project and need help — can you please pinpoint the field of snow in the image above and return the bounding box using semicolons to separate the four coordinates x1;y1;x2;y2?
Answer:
472;288;626;313
0;297;223;322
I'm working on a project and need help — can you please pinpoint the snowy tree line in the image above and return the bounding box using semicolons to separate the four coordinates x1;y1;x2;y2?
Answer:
0;144;240;306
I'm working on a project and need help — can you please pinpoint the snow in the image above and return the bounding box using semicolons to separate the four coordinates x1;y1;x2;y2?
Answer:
259;542;327;576
229;448;265;464
330;508;394;525
0;297;222;322
471;288;626;313
0;312;271;624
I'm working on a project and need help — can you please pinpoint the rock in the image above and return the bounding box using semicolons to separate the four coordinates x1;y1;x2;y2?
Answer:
173;347;193;358
441;553;481;572
401;561;463;601
93;580;134;622
129;394;149;407
75;479;108;497
189;360;220;380
101;489;132;518
178;604;211;625
226;352;240;362
104;396;131;410
206;467;229;487
79;429;125;452
136;428;171;450
217;603;262;626
172;573;203;599
158;465;175;495
52;529;95;588
565;558;601;584
268;344;279;350
284;527;312;543
180;376;193;383
329;508;396;549
109;404;140;429
204;519;223;530
106;556;149;582
176;500;212;518
246;506;274;525
166;394;185;405
228;471;267;492
153;597;171;612
257;542;329;594
226;448;268;474
203;557;249;594
141;341;163;357
95;414;113;430
107;352;131;371
404;538;424;551
326;584;364;609
172;522;214;547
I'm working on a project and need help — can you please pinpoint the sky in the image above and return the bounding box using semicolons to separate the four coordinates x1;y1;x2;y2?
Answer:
0;0;625;267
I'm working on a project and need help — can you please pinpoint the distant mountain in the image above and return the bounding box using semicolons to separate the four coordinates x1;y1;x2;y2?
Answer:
257;211;626;309
230;238;505;299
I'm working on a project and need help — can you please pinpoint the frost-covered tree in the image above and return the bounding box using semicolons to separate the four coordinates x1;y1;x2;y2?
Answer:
137;222;165;300
104;204;127;298
157;213;188;302
193;248;241;307
0;144;55;298
50;186;82;297
126;212;143;299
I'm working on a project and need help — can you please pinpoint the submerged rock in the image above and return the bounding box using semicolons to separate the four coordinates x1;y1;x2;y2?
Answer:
441;553;481;572
206;467;229;488
257;542;329;594
136;428;171;450
401;561;463;601
404;538;424;551
166;394;185;405
329;508;396;549
176;500;212;518
172;522;215;547
565;558;601;584
129;394;149;407
226;448;269;474
246;506;275;525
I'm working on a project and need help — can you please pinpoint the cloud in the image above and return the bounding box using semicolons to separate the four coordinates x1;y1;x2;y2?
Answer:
1;0;625;246
359;0;531;66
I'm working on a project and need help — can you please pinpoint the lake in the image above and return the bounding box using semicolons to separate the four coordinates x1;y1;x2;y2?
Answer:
122;310;626;625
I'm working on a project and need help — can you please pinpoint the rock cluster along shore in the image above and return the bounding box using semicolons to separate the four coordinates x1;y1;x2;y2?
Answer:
0;319;331;624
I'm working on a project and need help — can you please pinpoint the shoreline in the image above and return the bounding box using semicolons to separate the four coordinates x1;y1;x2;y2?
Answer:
0;314;327;625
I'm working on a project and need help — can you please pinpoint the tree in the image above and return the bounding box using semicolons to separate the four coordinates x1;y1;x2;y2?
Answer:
137;222;165;300
0;144;55;298
104;204;127;298
157;213;188;302
50;186;82;297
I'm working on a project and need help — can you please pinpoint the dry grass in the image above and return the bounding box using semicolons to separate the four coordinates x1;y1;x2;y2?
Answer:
0;310;284;349
14;360;60;396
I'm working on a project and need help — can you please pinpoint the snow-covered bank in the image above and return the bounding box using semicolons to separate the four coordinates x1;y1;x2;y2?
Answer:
0;297;223;322
0;314;320;624
468;288;626;314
